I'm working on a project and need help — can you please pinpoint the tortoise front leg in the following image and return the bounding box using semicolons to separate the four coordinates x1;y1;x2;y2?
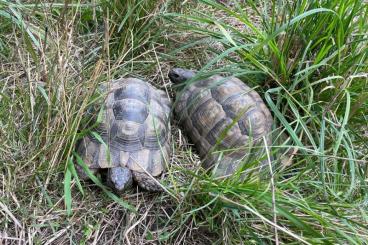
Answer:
75;163;99;180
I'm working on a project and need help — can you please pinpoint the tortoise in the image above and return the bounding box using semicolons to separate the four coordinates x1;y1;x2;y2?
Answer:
76;77;171;191
169;68;272;177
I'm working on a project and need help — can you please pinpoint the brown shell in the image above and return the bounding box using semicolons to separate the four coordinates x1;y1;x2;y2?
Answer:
175;75;272;176
78;78;171;177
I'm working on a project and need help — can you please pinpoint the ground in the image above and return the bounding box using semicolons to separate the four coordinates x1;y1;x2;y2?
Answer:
1;1;367;244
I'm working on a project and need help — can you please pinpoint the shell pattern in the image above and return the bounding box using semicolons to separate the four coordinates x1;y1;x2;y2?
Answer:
175;75;272;176
78;78;171;188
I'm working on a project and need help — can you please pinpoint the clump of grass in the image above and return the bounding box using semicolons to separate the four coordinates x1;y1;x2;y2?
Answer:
1;0;367;244
0;1;182;244
162;0;368;243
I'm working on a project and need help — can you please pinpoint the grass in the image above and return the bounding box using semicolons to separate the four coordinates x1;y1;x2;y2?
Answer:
163;0;368;243
1;0;367;244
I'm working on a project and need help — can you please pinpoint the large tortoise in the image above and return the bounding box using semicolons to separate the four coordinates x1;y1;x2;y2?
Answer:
77;78;171;191
169;68;272;177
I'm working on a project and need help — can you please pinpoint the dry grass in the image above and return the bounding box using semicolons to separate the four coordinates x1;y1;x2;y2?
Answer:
0;1;219;244
1;0;367;244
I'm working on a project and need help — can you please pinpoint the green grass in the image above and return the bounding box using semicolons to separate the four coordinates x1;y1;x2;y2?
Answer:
162;0;368;243
1;0;367;244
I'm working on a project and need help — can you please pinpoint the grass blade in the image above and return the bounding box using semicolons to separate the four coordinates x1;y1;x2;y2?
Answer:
74;152;136;213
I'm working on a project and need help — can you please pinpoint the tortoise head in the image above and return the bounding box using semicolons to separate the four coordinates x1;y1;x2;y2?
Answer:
168;68;196;84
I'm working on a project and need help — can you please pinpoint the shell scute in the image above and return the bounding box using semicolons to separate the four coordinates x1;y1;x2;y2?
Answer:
77;78;171;185
175;74;272;176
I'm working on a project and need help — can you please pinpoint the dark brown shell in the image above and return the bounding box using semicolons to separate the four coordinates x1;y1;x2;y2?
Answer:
175;75;272;176
78;78;171;178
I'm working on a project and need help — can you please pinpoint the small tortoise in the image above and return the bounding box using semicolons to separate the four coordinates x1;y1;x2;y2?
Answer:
77;78;171;191
169;68;272;177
